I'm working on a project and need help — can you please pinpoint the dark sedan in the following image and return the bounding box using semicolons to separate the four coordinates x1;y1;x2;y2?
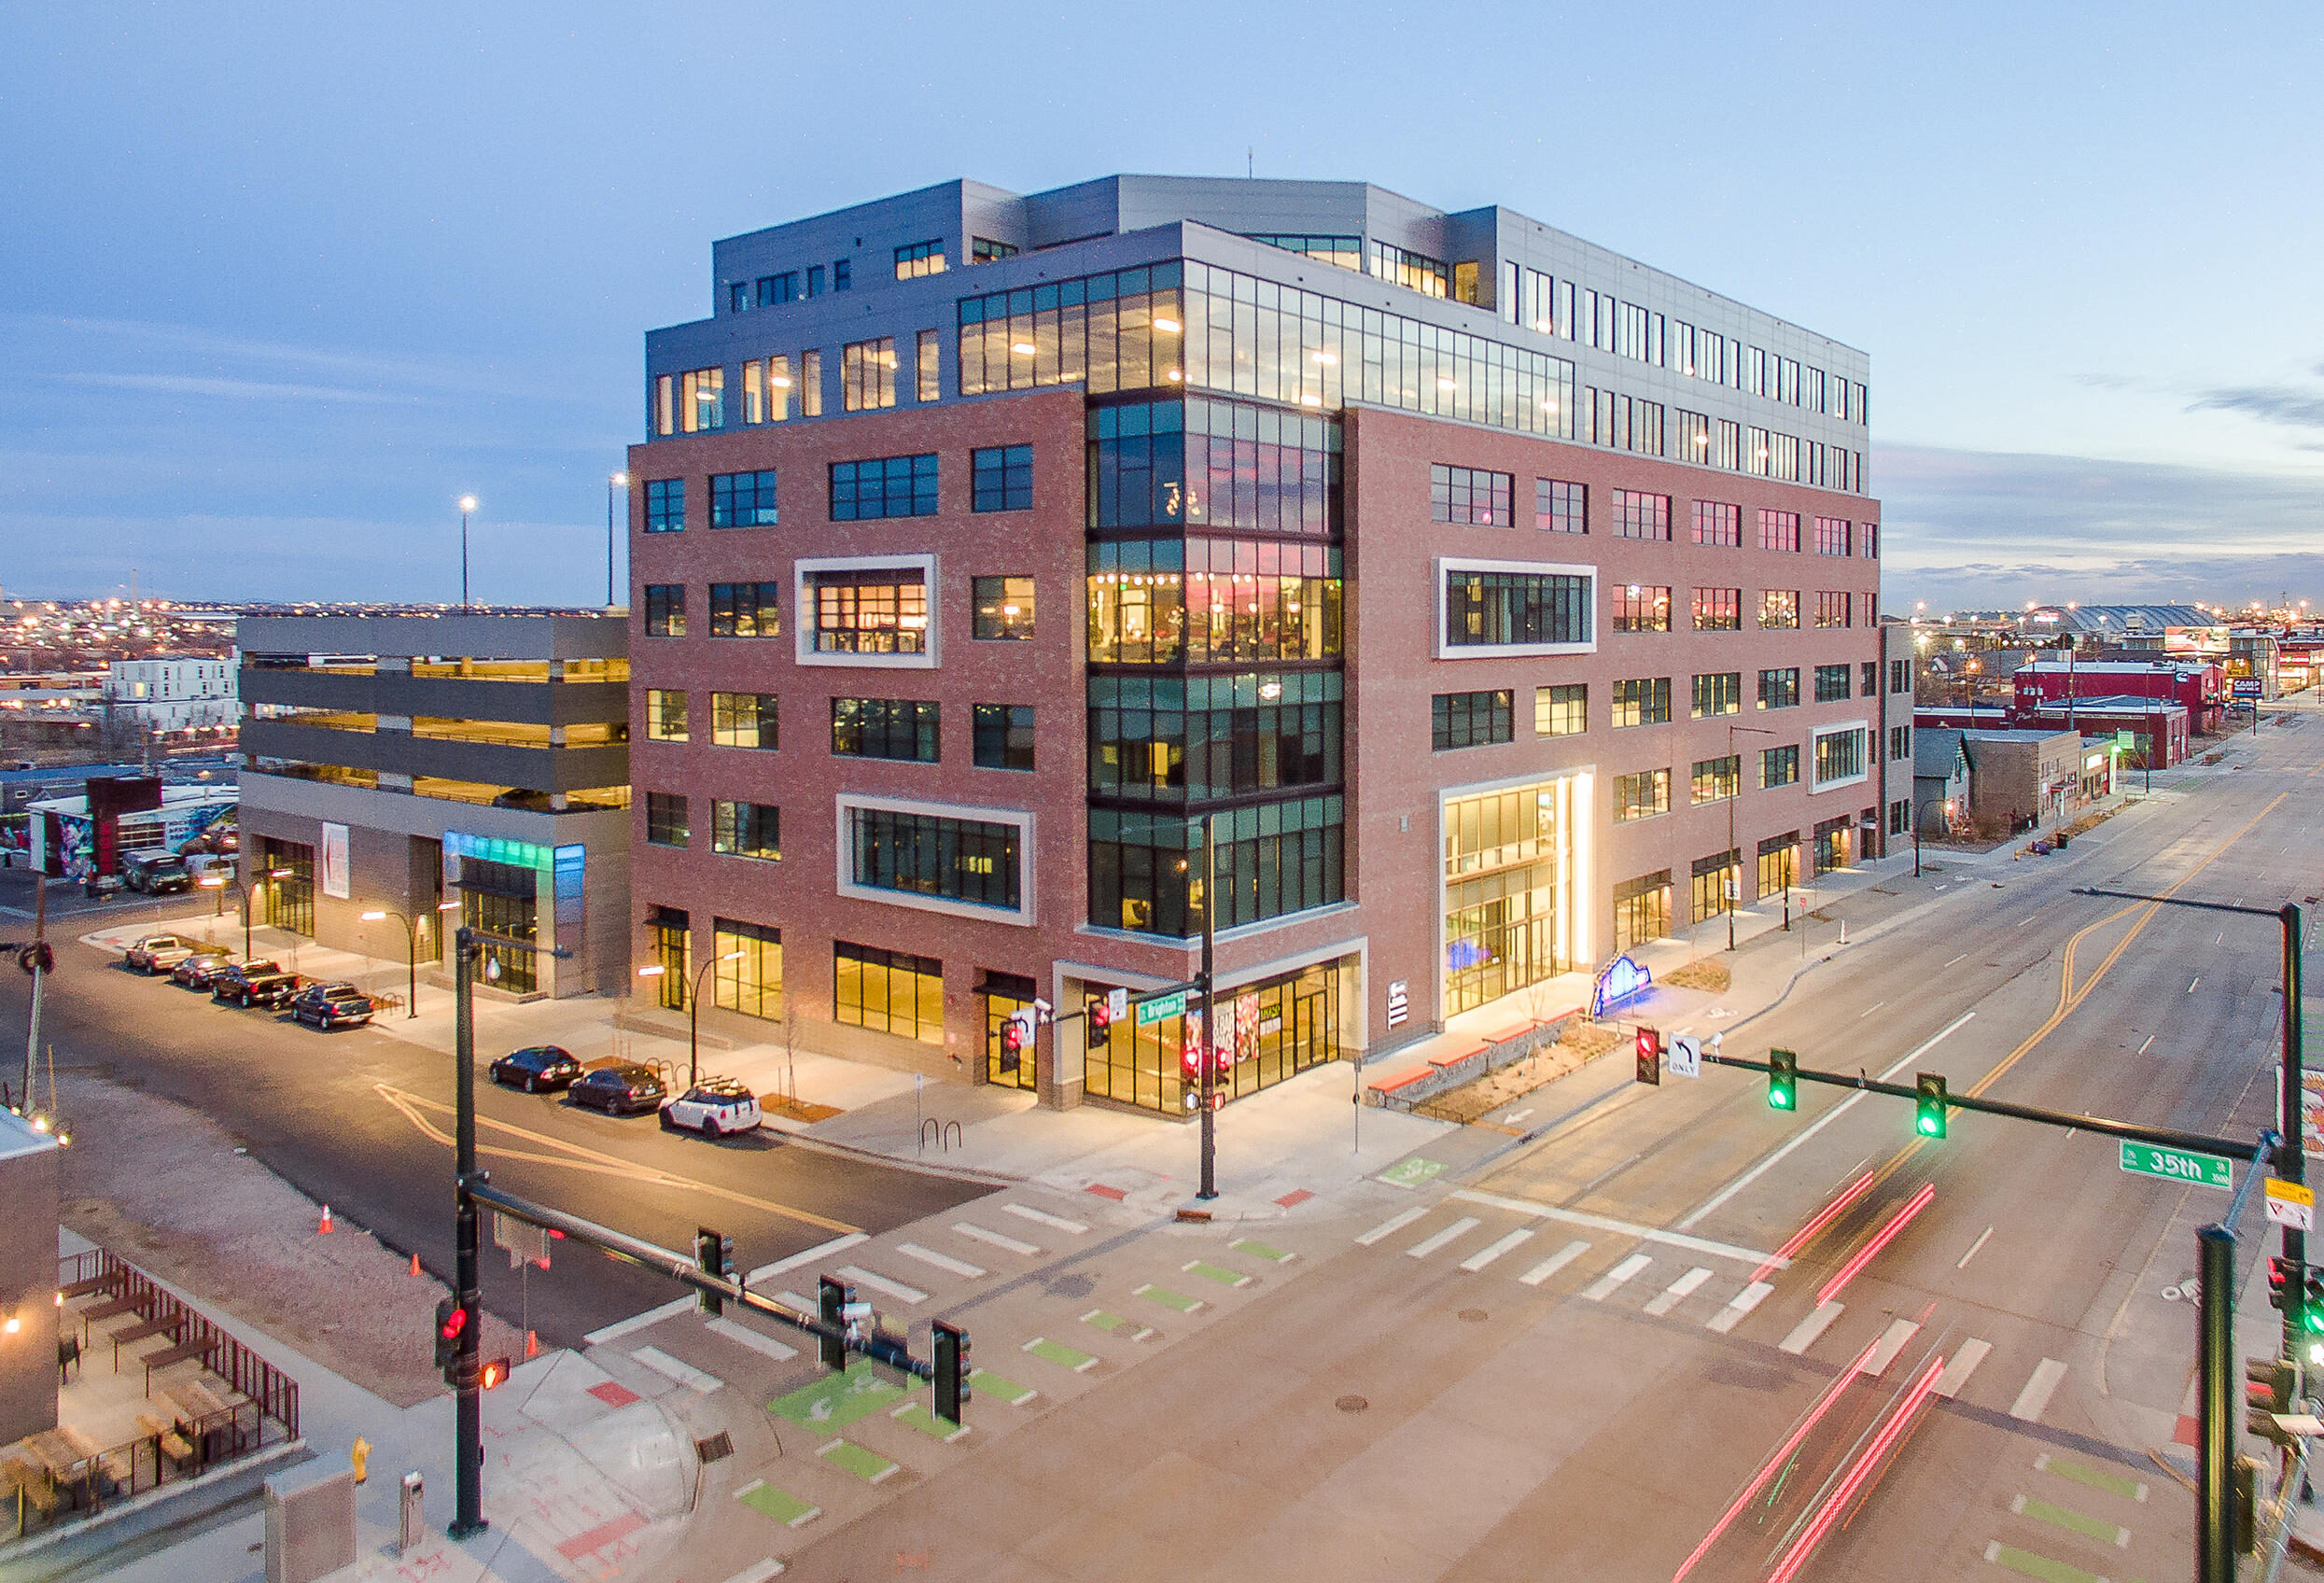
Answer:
567;1063;667;1117
175;954;265;990
489;1045;583;1094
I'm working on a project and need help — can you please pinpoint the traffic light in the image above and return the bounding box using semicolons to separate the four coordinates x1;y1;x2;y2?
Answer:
1000;1010;1032;1073
433;1296;461;1373
2270;1255;2298;1316
1915;1073;1948;1139
1088;997;1113;1044
2247;1355;2301;1447
478;1356;511;1391
695;1226;734;1315
2303;1267;2324;1353
818;1275;849;1370
933;1319;970;1426
1634;1027;1661;1086
1769;1049;1798;1111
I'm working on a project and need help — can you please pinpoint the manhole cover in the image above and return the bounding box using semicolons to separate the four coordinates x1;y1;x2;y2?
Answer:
1335;1394;1368;1413
695;1431;734;1464
1458;1308;1488;1324
1044;1271;1097;1300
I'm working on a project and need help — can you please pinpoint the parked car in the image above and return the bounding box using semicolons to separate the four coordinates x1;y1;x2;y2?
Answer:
173;953;252;989
217;970;303;1010
124;934;223;974
659;1077;763;1139
489;1045;583;1094
290;983;376;1030
567;1063;666;1117
205;961;284;1003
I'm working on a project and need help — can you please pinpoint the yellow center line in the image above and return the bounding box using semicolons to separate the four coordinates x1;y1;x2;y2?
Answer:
1807;790;2294;1252
373;1083;860;1235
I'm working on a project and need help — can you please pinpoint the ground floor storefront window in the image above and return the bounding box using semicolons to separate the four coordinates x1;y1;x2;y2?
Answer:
1690;849;1739;925
649;905;689;1009
460;858;539;993
1082;956;1353;1114
834;941;944;1045
1813;815;1853;876
259;838;314;937
1440;776;1581;1016
1756;834;1799;901
715;918;782;1020
1611;870;1672;953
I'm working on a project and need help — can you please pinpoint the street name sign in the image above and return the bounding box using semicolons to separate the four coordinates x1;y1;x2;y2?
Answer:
2266;1177;2316;1231
2118;1141;2233;1190
1136;988;1188;1027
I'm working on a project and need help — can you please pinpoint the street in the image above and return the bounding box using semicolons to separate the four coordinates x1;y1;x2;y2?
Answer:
739;717;2319;1582
0;874;987;1346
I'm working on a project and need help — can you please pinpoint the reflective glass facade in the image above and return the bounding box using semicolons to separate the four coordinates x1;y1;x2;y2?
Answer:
1082;956;1353;1114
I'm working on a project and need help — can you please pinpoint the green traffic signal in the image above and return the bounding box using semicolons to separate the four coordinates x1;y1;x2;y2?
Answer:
1915;1073;1948;1140
1769;1049;1798;1112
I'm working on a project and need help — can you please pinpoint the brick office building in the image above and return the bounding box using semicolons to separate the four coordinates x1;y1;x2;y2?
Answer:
627;175;1888;1114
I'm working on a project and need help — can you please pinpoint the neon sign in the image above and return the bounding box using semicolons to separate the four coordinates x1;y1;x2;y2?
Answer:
1592;954;1652;1017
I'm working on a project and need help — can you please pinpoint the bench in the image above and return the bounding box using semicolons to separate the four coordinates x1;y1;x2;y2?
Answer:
75;1297;137;1344
112;1317;185;1369
142;1338;217;1394
60;1274;116;1300
134;1413;194;1463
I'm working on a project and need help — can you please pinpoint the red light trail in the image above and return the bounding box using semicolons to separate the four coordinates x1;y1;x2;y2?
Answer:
1668;1339;1880;1583
1763;1354;1945;1583
1752;1171;1876;1284
1814;1181;1935;1308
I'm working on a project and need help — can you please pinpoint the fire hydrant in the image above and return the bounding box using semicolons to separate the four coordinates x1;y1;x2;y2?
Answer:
351;1436;371;1484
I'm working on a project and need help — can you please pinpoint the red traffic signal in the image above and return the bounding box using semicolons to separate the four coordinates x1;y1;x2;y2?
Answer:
1634;1027;1662;1086
2271;1256;2297;1312
440;1304;467;1342
1088;999;1113;1033
1001;1020;1025;1052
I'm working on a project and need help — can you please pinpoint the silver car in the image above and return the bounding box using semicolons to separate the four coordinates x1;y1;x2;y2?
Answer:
659;1078;763;1139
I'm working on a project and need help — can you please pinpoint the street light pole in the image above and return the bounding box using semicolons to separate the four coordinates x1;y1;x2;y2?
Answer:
607;472;627;609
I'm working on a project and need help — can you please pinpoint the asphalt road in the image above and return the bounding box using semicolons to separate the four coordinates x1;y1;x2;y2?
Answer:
0;874;986;1347
765;711;2319;1583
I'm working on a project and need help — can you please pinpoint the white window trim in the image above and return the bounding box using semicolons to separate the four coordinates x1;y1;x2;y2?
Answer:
1810;719;1870;792
795;553;939;670
834;792;1034;928
1435;555;1597;660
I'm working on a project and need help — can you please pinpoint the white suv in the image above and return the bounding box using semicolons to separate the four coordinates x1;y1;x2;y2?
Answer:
659;1078;763;1139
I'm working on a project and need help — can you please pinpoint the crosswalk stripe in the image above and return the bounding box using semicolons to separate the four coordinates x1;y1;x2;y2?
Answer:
895;1242;986;1280
1583;1254;1653;1301
742;1231;870;1287
1355;1207;1428;1246
1642;1267;1713;1317
1407;1216;1481;1259
837;1266;929;1306
951;1222;1041;1256
632;1345;722;1394
1003;1204;1088;1234
1460;1228;1535;1272
1519;1240;1591;1286
1859;1318;1921;1378
705;1316;799;1363
1934;1338;1992;1399
1779;1301;1844;1355
1706;1282;1772;1335
2010;1358;2069;1423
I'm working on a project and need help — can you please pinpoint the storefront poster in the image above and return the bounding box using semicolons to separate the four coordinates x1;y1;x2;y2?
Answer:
1235;991;1260;1063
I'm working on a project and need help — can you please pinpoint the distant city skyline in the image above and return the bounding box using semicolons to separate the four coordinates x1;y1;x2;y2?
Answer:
4;3;2319;610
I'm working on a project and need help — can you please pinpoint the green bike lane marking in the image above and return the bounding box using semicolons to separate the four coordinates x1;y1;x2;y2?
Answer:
1023;1337;1099;1372
1080;1309;1155;1340
735;1480;819;1527
1183;1260;1252;1288
818;1439;900;1482
2010;1493;2130;1548
1230;1238;1295;1263
890;1400;972;1442
1135;1282;1203;1313
967;1366;1037;1405
2035;1452;2148;1503
1981;1539;2136;1583
767;1360;903;1427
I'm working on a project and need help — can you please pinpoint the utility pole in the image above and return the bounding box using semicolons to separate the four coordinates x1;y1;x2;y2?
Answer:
450;927;485;1540
1197;813;1217;1200
2282;901;2306;1359
2196;1224;2234;1583
21;875;46;1108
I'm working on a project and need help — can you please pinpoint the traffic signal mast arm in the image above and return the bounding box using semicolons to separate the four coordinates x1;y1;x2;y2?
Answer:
1700;1048;2273;1164
466;1180;948;1386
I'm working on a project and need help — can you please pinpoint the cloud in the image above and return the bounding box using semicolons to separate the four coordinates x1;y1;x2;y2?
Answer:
1875;441;2324;610
2187;382;2324;433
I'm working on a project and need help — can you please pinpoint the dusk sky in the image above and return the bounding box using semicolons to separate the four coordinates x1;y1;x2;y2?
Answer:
6;2;2320;612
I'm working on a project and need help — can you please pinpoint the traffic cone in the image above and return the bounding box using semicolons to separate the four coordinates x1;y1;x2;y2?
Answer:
317;1204;333;1235
409;1253;422;1277
525;1329;539;1359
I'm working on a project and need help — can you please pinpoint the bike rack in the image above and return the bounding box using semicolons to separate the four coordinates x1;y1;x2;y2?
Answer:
918;1119;964;1153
